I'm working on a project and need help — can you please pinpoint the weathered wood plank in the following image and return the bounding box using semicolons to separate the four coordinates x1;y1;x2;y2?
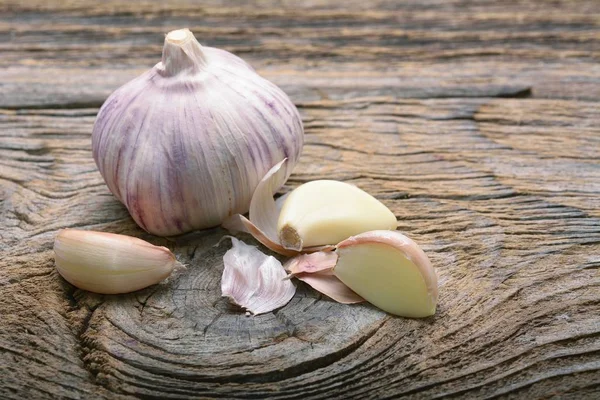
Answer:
1;0;599;399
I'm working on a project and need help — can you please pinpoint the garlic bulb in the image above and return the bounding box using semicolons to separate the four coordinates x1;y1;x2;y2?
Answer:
92;29;304;236
54;229;177;294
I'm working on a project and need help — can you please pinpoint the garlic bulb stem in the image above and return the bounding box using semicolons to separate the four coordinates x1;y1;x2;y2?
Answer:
160;28;207;76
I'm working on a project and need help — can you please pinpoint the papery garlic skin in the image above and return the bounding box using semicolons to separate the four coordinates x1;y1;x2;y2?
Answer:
221;237;295;315
285;251;338;276
293;273;364;304
92;29;303;236
54;229;176;294
277;180;397;250
334;230;438;318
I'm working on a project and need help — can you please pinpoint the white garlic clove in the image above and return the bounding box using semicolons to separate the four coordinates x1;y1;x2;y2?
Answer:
294;273;364;304
277;180;397;251
54;229;176;294
92;29;304;236
334;230;438;318
221;237;295;315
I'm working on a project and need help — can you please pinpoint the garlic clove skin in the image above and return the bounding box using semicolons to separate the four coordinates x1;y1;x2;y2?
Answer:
92;29;303;236
222;159;299;256
334;230;438;318
221;237;295;315
277;180;397;251
294;273;364;304
284;251;338;276
54;229;176;294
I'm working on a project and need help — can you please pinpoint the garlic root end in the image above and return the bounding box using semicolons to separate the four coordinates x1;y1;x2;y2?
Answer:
279;224;303;251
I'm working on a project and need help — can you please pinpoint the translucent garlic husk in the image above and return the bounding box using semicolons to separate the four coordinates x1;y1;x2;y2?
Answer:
221;237;295;315
92;29;304;236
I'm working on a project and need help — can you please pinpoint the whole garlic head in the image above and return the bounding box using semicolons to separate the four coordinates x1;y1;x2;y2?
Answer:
92;29;304;236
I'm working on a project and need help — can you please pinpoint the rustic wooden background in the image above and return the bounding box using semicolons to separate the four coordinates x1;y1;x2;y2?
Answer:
1;0;599;398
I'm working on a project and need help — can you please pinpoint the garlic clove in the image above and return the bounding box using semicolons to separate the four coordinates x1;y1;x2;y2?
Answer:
221;237;295;315
294;273;364;304
54;229;176;294
277;180;397;251
334;230;438;318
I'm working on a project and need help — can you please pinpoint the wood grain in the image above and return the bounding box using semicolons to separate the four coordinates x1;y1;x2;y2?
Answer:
1;0;599;398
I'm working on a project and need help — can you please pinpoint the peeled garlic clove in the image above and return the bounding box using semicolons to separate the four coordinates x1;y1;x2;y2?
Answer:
277;180;397;251
54;229;176;294
334;230;438;318
92;29;303;236
221;237;295;315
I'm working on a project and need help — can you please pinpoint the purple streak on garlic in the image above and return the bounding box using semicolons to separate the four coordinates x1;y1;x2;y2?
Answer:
92;29;304;236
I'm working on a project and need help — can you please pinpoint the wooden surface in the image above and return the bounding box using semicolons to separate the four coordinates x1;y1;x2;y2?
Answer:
1;0;599;398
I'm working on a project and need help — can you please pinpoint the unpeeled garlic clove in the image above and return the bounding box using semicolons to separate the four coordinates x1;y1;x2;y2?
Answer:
277;180;397;251
334;230;438;318
54;229;177;294
221;237;295;315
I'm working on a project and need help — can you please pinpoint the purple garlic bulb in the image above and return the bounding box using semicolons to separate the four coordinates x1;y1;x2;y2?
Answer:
92;29;304;236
